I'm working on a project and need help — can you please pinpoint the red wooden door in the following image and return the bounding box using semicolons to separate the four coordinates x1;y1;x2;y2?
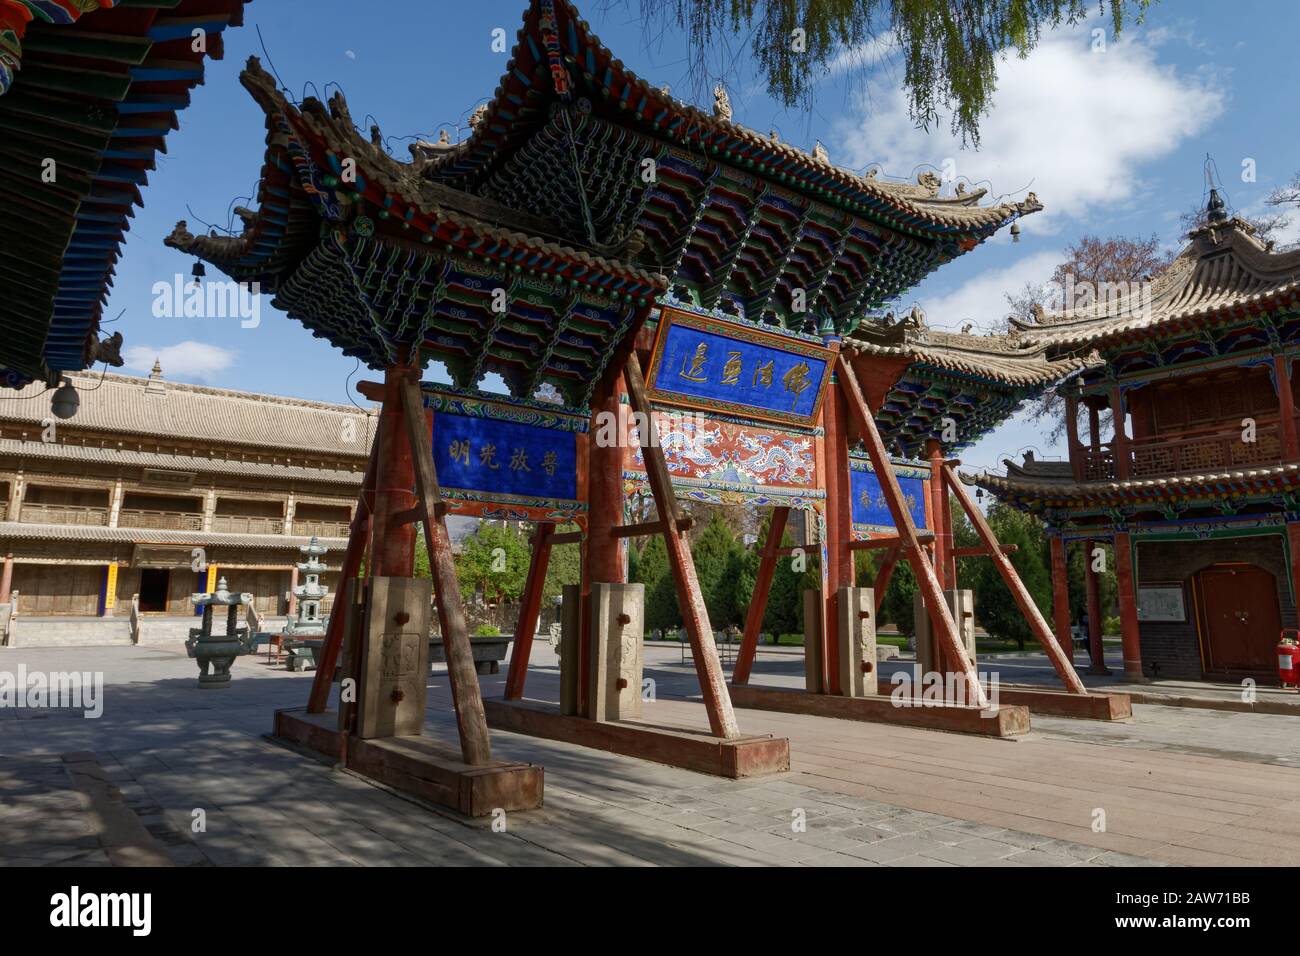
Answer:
1197;565;1281;675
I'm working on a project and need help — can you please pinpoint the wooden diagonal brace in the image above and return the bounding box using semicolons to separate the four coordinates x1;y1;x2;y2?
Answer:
733;506;790;686
307;445;377;714
504;521;555;700
942;463;1088;695
836;356;988;709
398;376;494;764
625;352;741;739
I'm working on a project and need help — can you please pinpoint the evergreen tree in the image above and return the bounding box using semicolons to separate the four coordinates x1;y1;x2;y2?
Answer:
455;522;531;604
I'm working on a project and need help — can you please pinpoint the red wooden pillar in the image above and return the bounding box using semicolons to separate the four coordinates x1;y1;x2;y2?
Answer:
925;440;948;590
1275;354;1299;460
0;553;12;604
1287;522;1300;631
1084;538;1108;674
1049;533;1073;664
371;363;418;577
1066;393;1083;480
1113;529;1144;681
503;521;555;700
1110;386;1131;479
821;379;852;695
733;506;789;686
582;372;627;716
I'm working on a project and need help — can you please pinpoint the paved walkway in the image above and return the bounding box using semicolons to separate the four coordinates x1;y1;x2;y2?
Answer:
3;642;1299;866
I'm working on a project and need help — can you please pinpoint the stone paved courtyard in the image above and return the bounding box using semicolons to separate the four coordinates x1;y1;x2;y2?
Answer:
4;641;1300;867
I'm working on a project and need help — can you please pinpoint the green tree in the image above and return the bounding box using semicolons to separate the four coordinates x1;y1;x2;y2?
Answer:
455;522;530;604
542;524;583;604
880;558;918;637
641;0;1151;145
691;511;743;628
968;504;1052;649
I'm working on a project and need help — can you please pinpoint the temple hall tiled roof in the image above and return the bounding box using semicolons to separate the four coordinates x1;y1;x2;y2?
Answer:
1010;204;1300;351
0;367;375;459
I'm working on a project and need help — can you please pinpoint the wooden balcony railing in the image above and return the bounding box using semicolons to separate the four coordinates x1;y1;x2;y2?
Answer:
1075;419;1293;481
211;514;285;535
295;519;351;539
118;509;204;531
20;504;109;526
1129;422;1283;478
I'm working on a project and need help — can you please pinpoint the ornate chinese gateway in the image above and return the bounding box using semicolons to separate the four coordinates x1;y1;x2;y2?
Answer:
170;0;1101;801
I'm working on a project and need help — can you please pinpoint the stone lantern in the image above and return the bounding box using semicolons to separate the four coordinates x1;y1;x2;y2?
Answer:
186;576;257;688
284;537;329;640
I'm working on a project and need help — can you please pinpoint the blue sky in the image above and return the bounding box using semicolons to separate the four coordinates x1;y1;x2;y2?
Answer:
108;0;1300;473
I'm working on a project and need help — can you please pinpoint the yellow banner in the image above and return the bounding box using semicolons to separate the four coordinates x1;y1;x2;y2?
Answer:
104;563;118;610
206;564;218;593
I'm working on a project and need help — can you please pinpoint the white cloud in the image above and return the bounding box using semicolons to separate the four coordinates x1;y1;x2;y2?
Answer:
917;249;1062;331
831;27;1224;228
123;341;236;381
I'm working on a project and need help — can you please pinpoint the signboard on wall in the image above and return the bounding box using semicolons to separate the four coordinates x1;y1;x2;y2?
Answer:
644;307;837;428
849;459;928;532
424;387;588;523
1137;585;1186;622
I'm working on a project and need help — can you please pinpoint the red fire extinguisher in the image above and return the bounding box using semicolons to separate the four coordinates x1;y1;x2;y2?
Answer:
1279;629;1300;689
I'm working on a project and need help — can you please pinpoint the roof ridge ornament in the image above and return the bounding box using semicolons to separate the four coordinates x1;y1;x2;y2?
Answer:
712;83;732;121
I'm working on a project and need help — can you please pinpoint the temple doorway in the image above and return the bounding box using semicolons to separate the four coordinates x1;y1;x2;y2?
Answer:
1194;563;1280;677
138;568;171;613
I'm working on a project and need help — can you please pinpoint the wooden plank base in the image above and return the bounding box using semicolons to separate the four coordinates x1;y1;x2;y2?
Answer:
483;697;790;778
728;684;1030;738
994;685;1132;721
273;708;543;816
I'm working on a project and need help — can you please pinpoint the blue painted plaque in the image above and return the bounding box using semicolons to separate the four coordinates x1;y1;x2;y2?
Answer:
645;307;836;427
850;465;928;530
424;387;587;519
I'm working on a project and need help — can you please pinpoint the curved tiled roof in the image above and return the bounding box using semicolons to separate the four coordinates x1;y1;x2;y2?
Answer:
0;368;375;458
966;455;1300;502
0;0;252;387
847;312;1097;387
420;0;1042;238
1011;216;1300;350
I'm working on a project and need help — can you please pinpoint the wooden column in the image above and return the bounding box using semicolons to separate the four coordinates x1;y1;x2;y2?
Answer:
1275;354;1299;460
1287;522;1300;632
0;554;12;605
925;440;948;590
837;357;988;708
1049;533;1074;664
371;365;418;577
1110;386;1131;479
821;380;853;695
503;521;555;700
943;464;1087;694
1084;538;1108;674
582;374;627;716
626;352;740;738
733;506;789;686
288;565;299;618
1066;393;1082;480
1113;529;1144;682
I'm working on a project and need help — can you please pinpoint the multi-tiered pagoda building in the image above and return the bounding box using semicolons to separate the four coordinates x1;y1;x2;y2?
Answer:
976;194;1300;684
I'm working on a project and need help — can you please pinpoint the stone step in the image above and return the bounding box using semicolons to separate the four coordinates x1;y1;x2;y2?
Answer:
9;619;133;647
